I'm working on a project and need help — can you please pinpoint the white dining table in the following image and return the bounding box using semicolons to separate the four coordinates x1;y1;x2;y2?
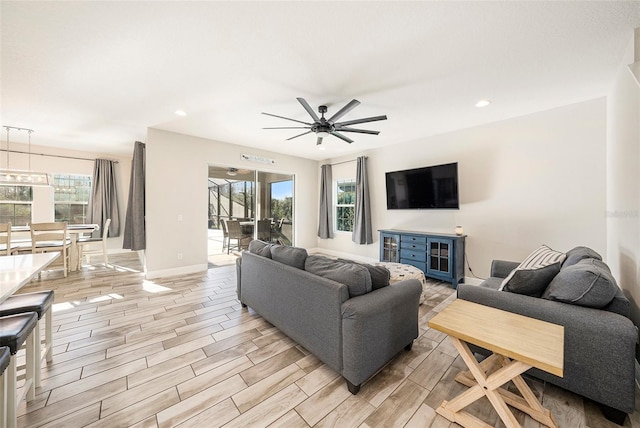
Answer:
11;224;99;272
0;253;60;304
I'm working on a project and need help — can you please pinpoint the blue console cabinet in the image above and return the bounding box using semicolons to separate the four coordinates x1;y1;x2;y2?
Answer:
379;229;466;288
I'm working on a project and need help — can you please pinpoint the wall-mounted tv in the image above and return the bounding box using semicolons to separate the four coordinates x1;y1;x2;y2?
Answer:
385;162;459;209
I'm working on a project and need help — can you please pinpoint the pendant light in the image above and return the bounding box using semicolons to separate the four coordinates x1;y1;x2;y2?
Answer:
0;126;52;186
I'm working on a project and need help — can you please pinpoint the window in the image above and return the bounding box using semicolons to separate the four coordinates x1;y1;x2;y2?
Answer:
336;179;355;232
270;180;293;223
0;186;33;226
54;174;91;224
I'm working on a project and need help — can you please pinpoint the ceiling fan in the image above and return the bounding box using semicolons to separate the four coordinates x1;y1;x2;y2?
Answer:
227;167;251;177
262;98;387;145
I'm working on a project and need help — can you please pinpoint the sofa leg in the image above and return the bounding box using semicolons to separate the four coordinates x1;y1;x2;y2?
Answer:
241;302;247;308
600;404;627;425
404;341;413;351
346;380;360;395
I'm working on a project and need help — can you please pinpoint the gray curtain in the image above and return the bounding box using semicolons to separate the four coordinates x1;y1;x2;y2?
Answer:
123;141;146;250
88;159;120;237
318;164;334;239
352;156;373;244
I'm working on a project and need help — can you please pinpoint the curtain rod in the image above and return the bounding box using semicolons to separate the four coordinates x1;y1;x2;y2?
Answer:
0;148;119;164
329;156;368;166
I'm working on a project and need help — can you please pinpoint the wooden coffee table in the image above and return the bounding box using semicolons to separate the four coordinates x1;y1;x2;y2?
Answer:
428;299;564;428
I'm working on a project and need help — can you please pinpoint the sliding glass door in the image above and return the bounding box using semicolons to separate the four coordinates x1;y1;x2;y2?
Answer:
208;166;294;256
257;172;293;246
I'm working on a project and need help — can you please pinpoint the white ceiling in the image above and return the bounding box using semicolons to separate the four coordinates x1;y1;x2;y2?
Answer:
1;1;639;160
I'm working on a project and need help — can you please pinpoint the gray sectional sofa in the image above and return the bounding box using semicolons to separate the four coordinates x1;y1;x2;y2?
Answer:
457;246;637;424
236;241;422;393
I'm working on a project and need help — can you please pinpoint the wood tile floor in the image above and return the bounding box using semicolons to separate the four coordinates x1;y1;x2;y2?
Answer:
11;253;640;427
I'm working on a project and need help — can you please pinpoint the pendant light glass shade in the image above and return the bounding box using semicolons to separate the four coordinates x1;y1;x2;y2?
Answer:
1;126;52;187
0;169;51;186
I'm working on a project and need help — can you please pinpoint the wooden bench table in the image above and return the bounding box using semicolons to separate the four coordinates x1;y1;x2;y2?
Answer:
428;299;564;428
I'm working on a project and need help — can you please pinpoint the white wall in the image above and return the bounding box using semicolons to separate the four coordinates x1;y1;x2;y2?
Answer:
606;34;640;358
145;128;318;278
318;98;607;279
2;142;131;251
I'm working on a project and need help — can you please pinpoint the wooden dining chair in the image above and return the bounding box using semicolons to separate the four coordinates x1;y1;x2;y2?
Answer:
0;223;15;256
78;219;111;267
226;220;251;254
29;222;71;277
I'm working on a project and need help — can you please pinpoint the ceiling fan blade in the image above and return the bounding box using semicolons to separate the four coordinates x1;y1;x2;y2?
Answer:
297;98;320;122
334;127;380;135
327;99;361;123
263;126;310;129
262;112;311;126
286;130;313;141
335;115;387;127
330;131;354;144
316;136;323;146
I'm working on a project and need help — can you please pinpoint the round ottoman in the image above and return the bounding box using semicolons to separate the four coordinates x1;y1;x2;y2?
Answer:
373;262;428;304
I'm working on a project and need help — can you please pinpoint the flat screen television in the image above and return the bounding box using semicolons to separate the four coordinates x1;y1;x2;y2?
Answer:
385;162;459;209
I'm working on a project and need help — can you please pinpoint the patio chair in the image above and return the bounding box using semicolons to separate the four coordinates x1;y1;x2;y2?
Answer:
221;219;229;253
257;219;271;242
226;220;251;254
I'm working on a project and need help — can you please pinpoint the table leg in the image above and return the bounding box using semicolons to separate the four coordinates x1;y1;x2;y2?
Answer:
436;336;558;428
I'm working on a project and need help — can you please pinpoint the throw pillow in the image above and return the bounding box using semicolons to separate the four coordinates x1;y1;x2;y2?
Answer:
499;245;566;297
270;245;308;270
542;258;619;308
337;258;390;290
562;246;602;268
248;240;272;258
305;255;372;297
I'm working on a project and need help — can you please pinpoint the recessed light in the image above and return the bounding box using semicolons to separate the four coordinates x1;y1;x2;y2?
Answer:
175;110;187;116
475;100;491;108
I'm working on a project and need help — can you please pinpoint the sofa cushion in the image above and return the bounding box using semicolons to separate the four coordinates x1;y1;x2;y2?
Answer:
542;258;619;308
338;259;390;290
305;255;372;297
248;240;273;258
271;245;308;269
499;245;566;297
563;246;602;268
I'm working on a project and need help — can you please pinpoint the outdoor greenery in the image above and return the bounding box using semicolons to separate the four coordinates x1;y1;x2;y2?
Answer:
0;185;32;225
271;196;292;221
208;178;293;231
337;180;356;232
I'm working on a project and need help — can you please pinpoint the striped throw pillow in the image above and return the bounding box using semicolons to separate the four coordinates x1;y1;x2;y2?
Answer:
499;245;566;296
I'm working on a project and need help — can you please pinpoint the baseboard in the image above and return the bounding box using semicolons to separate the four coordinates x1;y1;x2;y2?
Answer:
145;263;208;279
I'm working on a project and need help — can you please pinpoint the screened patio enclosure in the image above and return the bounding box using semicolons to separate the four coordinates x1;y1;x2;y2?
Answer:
208;165;294;255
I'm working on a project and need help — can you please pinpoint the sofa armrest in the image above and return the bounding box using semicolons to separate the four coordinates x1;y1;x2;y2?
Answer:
457;283;637;413
490;260;519;278
341;279;422;387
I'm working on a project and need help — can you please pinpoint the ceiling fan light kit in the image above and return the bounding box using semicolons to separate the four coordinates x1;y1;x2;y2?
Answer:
262;98;387;145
